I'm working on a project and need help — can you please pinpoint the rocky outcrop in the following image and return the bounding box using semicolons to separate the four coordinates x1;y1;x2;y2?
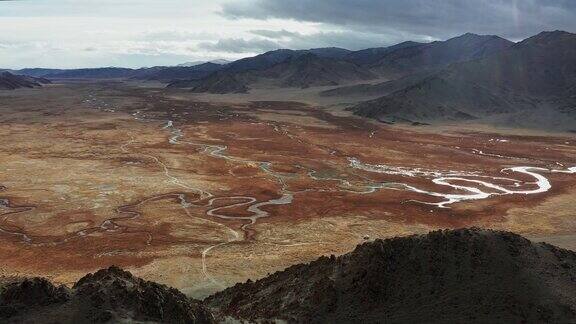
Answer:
0;278;70;318
3;228;576;323
0;266;215;323
206;228;576;323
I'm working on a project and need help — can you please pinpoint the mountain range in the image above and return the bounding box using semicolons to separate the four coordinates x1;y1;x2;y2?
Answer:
177;59;231;67
4;30;576;130
171;33;513;93
3;228;576;323
181;52;376;93
8;63;225;83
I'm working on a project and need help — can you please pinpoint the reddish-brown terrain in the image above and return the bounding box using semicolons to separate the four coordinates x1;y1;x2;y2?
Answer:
0;81;575;298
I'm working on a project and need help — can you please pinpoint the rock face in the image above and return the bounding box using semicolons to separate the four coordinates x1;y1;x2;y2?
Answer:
351;31;576;129
0;72;50;90
206;228;576;323
0;266;215;323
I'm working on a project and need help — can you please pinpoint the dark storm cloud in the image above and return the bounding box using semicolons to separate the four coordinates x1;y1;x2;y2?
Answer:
223;0;576;40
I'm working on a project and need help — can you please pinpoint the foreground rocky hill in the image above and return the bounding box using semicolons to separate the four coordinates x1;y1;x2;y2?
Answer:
0;267;214;323
3;228;576;323
207;228;576;323
0;72;50;90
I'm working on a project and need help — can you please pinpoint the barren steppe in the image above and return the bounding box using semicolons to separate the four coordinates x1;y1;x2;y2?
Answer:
1;82;575;298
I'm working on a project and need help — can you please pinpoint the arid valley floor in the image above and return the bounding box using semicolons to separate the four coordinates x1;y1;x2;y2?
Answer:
1;82;575;299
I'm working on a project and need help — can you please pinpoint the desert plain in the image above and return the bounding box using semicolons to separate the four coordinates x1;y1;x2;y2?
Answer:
0;81;575;298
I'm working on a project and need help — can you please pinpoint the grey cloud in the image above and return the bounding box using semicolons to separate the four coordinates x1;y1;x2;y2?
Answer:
250;29;429;50
198;38;281;53
201;29;425;56
139;30;215;42
250;29;300;39
223;0;576;40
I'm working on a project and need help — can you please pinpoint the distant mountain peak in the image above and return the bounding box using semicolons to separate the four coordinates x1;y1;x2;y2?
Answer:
266;48;294;55
448;32;508;42
531;30;573;40
177;59;231;67
396;40;422;46
461;32;482;37
520;30;575;47
539;30;572;36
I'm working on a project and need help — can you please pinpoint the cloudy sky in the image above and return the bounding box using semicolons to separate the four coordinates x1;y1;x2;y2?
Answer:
1;0;575;69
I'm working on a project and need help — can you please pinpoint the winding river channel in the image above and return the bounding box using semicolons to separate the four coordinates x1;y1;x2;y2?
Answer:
349;158;576;208
1;93;575;286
